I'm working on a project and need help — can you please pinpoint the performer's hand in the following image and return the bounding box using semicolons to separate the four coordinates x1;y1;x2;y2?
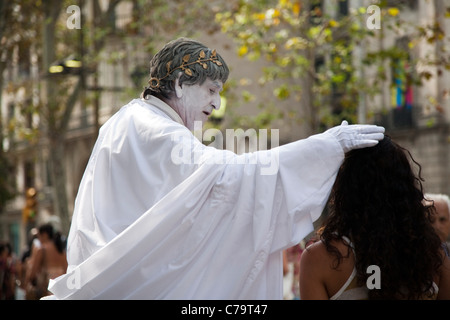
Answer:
326;120;385;153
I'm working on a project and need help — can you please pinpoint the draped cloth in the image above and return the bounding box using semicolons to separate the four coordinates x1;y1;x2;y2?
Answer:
48;97;344;299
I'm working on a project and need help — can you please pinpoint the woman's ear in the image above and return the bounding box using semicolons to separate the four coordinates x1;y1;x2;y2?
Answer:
174;72;183;99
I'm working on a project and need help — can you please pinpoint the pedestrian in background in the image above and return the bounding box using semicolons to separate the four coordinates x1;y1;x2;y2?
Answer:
25;223;67;299
0;242;16;300
424;193;450;257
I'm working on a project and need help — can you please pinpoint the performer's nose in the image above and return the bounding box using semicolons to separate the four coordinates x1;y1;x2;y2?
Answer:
212;96;221;110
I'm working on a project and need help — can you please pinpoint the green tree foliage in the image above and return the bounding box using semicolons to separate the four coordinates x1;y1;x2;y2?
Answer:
216;0;450;133
0;1;41;211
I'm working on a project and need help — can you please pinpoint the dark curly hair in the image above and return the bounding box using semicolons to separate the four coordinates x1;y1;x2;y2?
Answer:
319;136;443;299
39;223;65;254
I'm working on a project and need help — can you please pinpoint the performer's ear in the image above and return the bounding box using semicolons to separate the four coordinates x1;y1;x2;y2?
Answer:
174;72;183;99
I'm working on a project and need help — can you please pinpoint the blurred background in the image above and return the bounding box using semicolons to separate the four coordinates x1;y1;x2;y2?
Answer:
0;0;449;298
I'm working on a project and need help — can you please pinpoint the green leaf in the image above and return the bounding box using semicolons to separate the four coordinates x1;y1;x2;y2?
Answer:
273;84;290;100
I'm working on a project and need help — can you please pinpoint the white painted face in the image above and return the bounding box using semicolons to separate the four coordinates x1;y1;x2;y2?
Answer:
173;77;223;131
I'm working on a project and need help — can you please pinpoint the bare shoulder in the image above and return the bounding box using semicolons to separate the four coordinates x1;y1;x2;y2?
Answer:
300;241;333;273
303;238;349;257
303;240;324;254
300;238;355;299
299;240;331;299
302;239;351;265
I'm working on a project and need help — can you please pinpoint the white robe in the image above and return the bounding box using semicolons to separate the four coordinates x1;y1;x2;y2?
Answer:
48;96;344;299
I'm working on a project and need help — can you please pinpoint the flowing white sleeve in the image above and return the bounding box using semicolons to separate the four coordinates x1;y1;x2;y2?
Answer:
269;131;344;252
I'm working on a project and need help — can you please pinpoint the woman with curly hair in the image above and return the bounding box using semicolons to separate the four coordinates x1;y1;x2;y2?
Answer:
299;136;450;299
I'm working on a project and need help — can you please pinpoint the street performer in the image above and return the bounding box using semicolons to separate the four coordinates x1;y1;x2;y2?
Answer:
48;37;384;299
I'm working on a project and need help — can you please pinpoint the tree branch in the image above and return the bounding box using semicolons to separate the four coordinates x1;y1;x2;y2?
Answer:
58;77;82;132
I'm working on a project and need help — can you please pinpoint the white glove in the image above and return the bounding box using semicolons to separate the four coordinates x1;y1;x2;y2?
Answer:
325;120;385;153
